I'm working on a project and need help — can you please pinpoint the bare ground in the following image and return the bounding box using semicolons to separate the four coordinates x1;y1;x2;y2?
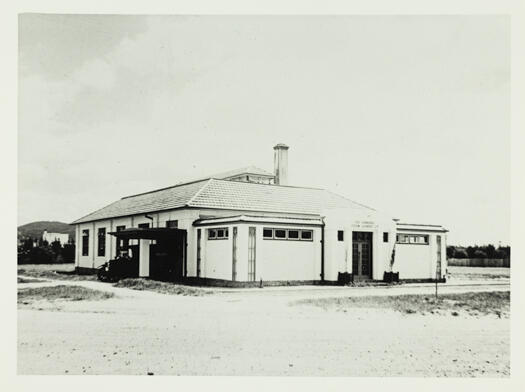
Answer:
17;267;510;376
17;263;97;281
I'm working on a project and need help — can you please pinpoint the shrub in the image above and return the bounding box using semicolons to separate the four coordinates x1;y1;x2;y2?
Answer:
473;250;487;258
18;246;55;264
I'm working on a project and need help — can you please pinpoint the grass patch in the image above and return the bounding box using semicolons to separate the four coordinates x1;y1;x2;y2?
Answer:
448;266;510;280
18;264;97;282
18;277;45;283
18;285;114;304
295;291;510;317
114;278;209;296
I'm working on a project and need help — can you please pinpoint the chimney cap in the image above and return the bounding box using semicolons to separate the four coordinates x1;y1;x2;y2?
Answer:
273;143;289;150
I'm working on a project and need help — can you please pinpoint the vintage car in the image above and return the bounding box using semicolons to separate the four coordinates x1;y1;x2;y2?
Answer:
97;254;139;282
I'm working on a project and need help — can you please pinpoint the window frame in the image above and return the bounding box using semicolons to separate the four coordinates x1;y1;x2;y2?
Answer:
207;227;229;240
97;227;106;257
262;228;314;242
138;223;150;229
165;220;178;228
263;228;273;239
287;229;300;240
82;229;89;256
396;233;429;245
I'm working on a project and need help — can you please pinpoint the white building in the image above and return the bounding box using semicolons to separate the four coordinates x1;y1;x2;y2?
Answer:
42;230;69;245
72;144;447;285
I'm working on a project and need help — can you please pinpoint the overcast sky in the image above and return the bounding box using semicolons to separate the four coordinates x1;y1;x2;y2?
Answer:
18;15;509;245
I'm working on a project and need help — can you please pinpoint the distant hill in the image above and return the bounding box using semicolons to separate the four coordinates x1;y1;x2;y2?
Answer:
18;221;75;240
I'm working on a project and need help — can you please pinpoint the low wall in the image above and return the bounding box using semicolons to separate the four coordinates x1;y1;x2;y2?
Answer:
447;258;510;267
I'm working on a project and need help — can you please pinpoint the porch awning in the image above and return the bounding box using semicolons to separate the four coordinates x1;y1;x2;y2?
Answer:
108;227;185;240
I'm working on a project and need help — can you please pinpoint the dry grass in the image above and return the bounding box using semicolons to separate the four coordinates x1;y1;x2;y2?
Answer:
18;264;97;281
114;278;210;296
448;266;510;280
18;285;114;304
295;291;510;318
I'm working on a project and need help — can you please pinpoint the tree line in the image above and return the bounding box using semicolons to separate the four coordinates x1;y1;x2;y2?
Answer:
18;237;75;264
447;244;510;259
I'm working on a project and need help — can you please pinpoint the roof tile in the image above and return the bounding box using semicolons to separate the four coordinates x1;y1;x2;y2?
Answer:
72;178;374;224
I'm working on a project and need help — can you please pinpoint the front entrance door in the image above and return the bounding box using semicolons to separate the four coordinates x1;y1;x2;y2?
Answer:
352;232;372;279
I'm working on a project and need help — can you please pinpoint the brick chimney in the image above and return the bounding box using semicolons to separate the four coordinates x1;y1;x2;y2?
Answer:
273;143;289;185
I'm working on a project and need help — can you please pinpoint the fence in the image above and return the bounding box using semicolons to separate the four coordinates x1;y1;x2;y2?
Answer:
448;258;510;267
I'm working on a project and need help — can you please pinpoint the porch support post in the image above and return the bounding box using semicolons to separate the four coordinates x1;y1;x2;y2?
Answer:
139;239;150;277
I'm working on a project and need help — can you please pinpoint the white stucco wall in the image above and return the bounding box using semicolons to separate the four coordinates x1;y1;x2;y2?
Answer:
322;208;396;281
256;225;321;281
74;209;202;271
195;222;321;282
394;232;447;280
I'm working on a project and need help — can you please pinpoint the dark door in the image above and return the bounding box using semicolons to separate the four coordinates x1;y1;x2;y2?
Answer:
352;232;372;278
149;231;186;282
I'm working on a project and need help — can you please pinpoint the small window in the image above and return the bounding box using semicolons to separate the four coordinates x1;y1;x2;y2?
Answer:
396;233;429;245
82;229;89;256
301;230;313;241
138;223;150;229
288;230;299;239
274;229;286;239
208;227;228;240
337;230;344;241
166;220;178;228
383;232;389;243
263;228;313;241
97;228;106;257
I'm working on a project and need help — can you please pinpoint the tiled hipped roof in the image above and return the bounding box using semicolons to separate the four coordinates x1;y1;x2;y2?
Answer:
72;179;374;224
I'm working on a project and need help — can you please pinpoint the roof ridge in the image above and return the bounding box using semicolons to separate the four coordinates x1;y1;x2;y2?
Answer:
324;190;376;211
121;178;209;200
210;177;326;191
186;178;213;206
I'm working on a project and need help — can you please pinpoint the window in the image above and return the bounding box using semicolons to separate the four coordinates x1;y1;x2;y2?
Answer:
263;228;273;239
288;230;299;239
383;232;389;243
273;229;285;239
396;234;429;245
82;229;89;256
166;220;178;228
337;230;344;241
262;228;314;241
301;230;313;241
138;223;150;229
97;228;106;257
208;227;229;240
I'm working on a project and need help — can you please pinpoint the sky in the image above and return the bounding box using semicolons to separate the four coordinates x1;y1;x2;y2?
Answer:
18;15;510;246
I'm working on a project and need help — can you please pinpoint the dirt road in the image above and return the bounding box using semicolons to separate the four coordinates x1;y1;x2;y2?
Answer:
17;277;509;376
